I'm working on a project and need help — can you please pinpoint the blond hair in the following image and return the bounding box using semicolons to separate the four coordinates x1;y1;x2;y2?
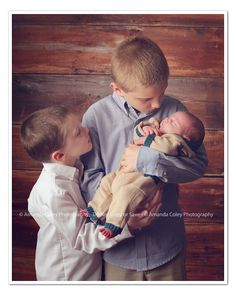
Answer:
111;36;169;92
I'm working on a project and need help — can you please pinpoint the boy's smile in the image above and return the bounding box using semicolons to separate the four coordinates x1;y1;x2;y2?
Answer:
112;82;168;114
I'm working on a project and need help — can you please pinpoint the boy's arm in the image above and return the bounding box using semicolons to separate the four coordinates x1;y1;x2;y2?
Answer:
121;138;207;184
80;111;105;202
46;192;133;254
122;102;208;183
137;143;208;183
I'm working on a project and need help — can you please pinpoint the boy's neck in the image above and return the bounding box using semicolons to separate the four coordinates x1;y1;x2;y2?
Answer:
50;158;79;168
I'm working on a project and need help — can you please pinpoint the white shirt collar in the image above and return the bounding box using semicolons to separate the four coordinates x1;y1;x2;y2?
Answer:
42;163;80;182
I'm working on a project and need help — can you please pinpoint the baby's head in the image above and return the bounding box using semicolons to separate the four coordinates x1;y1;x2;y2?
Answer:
20;105;92;166
159;111;205;150
111;36;169;114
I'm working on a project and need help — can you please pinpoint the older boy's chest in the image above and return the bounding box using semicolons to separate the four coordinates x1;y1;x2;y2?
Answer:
98;116;135;172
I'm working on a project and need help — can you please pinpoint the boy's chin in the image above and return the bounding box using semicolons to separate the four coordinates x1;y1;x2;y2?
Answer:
145;109;158;115
82;145;93;156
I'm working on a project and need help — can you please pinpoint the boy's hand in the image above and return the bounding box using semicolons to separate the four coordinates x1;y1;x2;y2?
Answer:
133;137;146;146
127;186;164;233
120;144;140;172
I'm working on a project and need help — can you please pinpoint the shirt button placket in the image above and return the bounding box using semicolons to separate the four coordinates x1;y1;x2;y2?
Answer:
135;232;148;271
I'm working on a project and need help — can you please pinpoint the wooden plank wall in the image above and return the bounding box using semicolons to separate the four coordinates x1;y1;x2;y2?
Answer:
12;14;224;281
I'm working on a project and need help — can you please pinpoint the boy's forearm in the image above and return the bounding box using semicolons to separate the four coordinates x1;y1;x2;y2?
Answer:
137;145;208;183
74;223;133;254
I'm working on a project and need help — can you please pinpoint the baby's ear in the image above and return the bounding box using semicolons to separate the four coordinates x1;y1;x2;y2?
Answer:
182;134;190;142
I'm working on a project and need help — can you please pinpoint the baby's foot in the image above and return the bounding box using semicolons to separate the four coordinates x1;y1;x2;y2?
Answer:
80;209;89;218
99;228;115;239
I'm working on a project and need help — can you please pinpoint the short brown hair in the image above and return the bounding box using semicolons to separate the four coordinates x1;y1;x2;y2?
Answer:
111;36;169;92
20;105;76;162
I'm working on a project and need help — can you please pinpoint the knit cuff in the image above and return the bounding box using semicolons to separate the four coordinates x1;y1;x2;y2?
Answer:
135;126;144;137
87;206;98;221
143;134;156;147
104;223;122;235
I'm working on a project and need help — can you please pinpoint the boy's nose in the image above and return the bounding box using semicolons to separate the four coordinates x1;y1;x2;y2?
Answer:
82;127;89;135
151;101;161;109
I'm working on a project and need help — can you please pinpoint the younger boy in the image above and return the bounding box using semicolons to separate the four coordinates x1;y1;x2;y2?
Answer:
81;111;205;239
81;36;208;280
20;105;136;281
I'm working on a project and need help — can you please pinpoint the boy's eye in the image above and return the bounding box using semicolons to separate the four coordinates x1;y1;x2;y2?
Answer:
143;98;152;103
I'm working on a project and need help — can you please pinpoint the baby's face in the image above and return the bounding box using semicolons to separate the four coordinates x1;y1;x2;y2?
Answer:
120;82;167;114
159;112;191;136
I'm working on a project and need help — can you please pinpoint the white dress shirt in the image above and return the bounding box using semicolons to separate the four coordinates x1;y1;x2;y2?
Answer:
28;162;132;281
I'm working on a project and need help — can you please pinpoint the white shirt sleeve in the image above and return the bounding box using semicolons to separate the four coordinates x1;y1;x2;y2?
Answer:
43;191;133;254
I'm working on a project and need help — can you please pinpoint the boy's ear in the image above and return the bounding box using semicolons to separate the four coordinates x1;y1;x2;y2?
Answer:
51;150;65;163
110;82;125;96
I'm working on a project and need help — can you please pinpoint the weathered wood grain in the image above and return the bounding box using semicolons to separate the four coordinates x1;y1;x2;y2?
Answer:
12;74;110;123
12;74;224;105
179;177;224;224
12;247;37;281
12;209;38;248
204;130;224;176
185;224;224;281
12;14;224;27
12;74;224;129
13;25;224;77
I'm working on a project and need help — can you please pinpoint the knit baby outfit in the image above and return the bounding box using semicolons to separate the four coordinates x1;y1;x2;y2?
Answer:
84;117;195;237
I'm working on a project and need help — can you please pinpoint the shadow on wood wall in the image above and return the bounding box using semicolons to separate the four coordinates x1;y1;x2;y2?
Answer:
12;14;224;281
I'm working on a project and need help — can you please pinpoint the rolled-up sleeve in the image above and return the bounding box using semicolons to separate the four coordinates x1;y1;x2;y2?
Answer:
137;144;208;183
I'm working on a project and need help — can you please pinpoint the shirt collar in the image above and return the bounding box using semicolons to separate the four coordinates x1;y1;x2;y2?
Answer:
112;91;160;122
112;91;129;114
112;91;146;120
43;163;80;182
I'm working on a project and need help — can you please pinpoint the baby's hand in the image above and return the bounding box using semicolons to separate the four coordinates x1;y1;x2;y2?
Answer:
142;125;159;135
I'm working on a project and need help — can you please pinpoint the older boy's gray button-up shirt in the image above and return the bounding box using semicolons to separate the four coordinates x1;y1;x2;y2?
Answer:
81;92;208;271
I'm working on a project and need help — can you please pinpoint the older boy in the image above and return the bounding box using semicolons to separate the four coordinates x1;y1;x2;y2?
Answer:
20;105;149;281
81;36;208;281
